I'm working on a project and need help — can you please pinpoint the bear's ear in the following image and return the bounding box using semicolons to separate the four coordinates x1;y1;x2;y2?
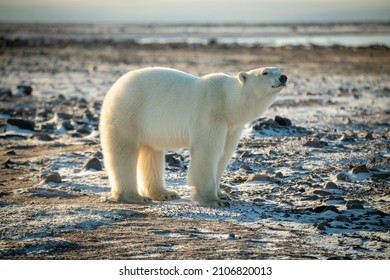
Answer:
238;72;248;84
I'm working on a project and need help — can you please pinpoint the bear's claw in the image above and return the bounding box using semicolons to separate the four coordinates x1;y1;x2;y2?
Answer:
150;190;180;201
114;195;152;204
196;199;230;207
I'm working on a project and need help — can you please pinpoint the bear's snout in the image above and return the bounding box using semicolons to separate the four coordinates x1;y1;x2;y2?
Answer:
279;75;287;84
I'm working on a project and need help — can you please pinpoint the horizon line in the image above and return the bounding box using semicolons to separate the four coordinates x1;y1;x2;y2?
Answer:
1;19;389;25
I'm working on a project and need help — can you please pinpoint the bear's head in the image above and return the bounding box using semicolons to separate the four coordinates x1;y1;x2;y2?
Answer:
238;67;287;96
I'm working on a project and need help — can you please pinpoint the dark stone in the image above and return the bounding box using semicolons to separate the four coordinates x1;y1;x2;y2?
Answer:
45;172;62;183
40;123;55;131
7;118;35;131
56;112;72;120
327;256;352;260
83;157;102;171
83;110;97;122
274;116;292;126
252;118;281;131
324;182;339;189
315;221;330;230
33;133;54;141
6;150;16;156
313;189;332;196
335;173;350;181
0;88;12;98
275;172;284;178
334;215;351;223
93;151;103;159
346;201;365;210
246;173;275;183
372;172;390;180
365;131;374;140
351;164;369;174
304;140;327;148
340;133;357;142
313;205;340;213
62;120;74;131
165;153;181;167
227;233;236;240
76;125;90;134
17;85;33;95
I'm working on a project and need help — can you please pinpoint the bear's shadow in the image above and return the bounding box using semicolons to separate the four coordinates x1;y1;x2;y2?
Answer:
148;195;389;235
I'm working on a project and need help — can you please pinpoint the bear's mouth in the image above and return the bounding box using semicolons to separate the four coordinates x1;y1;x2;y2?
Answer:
272;82;286;88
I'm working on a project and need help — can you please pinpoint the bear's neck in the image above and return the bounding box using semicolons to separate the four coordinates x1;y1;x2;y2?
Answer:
226;83;278;125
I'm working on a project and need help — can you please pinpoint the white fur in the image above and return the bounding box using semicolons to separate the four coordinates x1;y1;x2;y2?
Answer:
100;67;286;207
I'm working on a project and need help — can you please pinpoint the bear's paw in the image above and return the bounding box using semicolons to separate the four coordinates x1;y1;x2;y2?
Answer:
113;194;152;204
150;190;180;201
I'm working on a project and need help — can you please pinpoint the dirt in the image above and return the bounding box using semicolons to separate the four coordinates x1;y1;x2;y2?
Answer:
0;43;389;259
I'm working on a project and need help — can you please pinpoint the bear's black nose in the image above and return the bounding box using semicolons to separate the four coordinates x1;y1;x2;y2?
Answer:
279;75;287;84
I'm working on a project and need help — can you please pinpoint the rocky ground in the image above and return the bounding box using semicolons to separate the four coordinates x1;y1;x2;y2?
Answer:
0;42;389;259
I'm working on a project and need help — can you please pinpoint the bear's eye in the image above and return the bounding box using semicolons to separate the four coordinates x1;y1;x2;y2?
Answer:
263;72;268;75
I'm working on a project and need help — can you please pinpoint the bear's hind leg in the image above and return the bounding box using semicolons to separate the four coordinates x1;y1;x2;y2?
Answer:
105;144;151;204
137;146;180;201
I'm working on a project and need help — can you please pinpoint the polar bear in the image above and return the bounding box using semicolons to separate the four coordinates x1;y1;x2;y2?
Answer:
100;67;287;207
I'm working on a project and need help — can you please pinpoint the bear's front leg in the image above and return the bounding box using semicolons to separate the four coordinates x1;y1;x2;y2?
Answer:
188;133;230;207
216;126;244;201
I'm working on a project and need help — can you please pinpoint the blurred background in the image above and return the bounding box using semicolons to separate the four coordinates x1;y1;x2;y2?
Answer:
0;0;389;48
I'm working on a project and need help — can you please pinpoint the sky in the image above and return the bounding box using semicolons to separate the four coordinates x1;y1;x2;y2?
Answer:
0;0;389;23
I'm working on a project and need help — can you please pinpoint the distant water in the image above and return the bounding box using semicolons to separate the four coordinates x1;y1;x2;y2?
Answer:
1;22;390;47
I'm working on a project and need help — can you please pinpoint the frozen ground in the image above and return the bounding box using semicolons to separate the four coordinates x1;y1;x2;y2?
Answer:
0;41;389;259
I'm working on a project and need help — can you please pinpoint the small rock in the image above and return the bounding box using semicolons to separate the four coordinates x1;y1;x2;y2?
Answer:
327;256;352;260
56;112;72;120
165;153;181;167
325;196;345;203
93;151;103;159
44;172;62;183
76;125;91;134
346;201;365;210
274;116;292;126
304;140;327;148
334;215;351;223
36;109;52;121
6;150;16;156
316;221;330;230
252;118;281;131
240;151;252;158
303;194;320;201
241;165;252;171
61;120;74;131
351;164;369;174
246;173;275;183
17;85;33;96
268;149;277;155
0;88;12;98
83;110;98;122
367;210;387;217
364;131;374;140
340;133;357;142
232;175;247;183
32;133;53;141
335;173;350;181
324;182;339;189
313;205;340;213
323;133;339;141
372;172;390;180
313;189;332;196
227;233;236;240
40;123;55;131
7;118;35;131
83;157;102;171
274;171;284;178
